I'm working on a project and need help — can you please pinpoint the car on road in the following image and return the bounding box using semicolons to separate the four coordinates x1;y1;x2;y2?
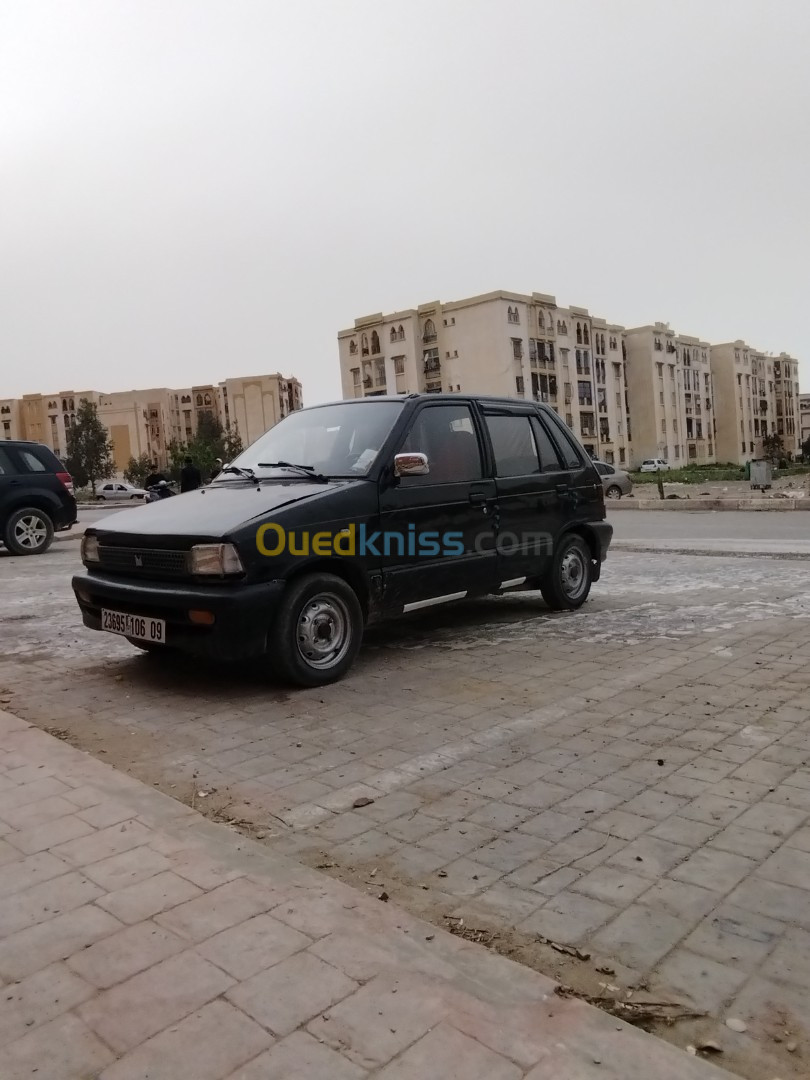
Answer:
97;482;148;501
639;458;670;472
73;394;613;686
592;461;633;499
0;441;77;555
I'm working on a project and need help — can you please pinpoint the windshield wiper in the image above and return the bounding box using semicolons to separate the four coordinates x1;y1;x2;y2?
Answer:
257;461;328;483
218;465;258;484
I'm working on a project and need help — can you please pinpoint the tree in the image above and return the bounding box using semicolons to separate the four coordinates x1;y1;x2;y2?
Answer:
762;433;785;466
66;399;115;495
167;415;245;482
123;453;154;487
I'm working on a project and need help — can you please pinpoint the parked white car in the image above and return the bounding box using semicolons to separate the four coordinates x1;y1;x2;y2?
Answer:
639;458;670;473
96;482;148;501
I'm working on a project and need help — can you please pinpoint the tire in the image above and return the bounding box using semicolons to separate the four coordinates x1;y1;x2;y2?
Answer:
97;495;106;501
540;534;593;611
269;573;363;687
3;507;55;555
605;485;623;500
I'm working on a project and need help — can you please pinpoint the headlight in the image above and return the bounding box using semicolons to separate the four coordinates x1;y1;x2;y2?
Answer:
81;535;100;563
189;543;244;575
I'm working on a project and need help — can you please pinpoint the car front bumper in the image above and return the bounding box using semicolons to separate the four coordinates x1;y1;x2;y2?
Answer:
72;572;285;659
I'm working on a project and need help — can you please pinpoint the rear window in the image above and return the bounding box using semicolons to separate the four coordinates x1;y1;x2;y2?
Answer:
485;415;540;477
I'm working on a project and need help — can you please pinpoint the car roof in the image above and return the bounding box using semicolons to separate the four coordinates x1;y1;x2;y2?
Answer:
303;393;559;412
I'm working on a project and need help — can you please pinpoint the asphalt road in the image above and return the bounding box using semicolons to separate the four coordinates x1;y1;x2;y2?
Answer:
611;508;810;542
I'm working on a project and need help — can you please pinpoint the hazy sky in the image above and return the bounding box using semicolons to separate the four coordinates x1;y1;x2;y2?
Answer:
2;0;808;404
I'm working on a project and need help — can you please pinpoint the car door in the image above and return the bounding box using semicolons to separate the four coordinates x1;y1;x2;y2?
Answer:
481;406;568;585
378;401;498;611
540;409;604;525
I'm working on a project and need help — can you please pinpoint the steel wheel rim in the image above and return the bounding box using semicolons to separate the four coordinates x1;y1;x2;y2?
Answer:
606;486;621;499
296;592;351;670
560;547;588;601
14;514;48;550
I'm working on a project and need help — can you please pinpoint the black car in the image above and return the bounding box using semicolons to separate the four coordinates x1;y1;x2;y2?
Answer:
0;441;77;555
73;395;612;686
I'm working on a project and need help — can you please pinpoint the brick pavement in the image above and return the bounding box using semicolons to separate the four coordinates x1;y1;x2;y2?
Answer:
4;549;810;1076
0;709;734;1080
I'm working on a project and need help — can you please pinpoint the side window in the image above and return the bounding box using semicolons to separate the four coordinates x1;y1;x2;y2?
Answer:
400;405;482;484
0;448;14;475
485;415;540;477
530;417;565;473
18;449;47;473
543;412;585;469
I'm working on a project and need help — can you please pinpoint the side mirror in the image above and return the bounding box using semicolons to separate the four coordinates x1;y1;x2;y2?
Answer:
394;452;429;477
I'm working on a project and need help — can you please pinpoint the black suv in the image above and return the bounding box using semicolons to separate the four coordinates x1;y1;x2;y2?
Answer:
0;441;77;555
73;395;612;685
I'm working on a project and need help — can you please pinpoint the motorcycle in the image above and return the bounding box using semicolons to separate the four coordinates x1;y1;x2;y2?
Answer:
146;481;176;503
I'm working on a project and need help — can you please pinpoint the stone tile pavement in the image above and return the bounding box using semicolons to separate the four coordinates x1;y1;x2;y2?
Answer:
0;709;732;1080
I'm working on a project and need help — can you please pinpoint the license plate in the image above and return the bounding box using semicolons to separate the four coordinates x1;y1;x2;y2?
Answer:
101;609;166;643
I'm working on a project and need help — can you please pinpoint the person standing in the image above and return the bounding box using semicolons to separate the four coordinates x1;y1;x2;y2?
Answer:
210;457;223;481
180;455;202;493
144;462;166;489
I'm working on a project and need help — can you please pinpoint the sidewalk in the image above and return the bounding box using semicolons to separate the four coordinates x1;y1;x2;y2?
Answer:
0;710;732;1080
612;537;810;559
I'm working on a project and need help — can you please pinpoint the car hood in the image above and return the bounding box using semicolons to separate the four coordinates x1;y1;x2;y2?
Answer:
91;479;363;540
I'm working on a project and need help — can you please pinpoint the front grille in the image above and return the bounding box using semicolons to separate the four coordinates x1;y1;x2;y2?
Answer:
98;545;189;578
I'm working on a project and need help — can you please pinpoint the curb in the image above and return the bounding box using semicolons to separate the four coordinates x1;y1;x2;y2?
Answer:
610;498;810;512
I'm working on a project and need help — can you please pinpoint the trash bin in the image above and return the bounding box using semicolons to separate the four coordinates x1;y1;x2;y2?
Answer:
750;459;772;490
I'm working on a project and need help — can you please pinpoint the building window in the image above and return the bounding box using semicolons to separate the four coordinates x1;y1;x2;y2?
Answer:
661;419;667;435
619;447;626;464
507;306;520;324
557;320;567;335
656;363;664;378
538;310;544;328
576;323;583;344
351;368;360;385
371;331;380;355
393;356;405;375
583;325;590;345
512;338;523;360
423;319;437;343
349;340;357;354
515;376;525;394
659;391;664;405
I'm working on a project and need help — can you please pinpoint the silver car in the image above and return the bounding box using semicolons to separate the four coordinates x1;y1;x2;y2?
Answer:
96;482;148;501
593;460;633;499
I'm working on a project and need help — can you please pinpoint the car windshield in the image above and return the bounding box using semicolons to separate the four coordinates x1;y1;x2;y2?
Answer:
224;401;404;479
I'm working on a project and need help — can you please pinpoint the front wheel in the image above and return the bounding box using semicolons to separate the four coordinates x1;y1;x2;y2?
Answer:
269;573;363;687
540;535;593;611
3;507;55;555
605;485;622;500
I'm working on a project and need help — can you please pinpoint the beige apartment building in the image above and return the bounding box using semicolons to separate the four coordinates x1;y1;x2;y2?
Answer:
1;373;302;472
624;324;716;467
711;343;801;463
338;290;633;466
800;393;810;451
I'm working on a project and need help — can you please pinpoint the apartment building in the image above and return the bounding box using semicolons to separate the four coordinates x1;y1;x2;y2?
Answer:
338;290;633;466
623;324;715;467
800;393;810;450
711;343;801;463
1;373;303;471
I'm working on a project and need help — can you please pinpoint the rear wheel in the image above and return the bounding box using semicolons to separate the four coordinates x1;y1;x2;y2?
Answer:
269;573;363;687
3;508;54;555
605;485;622;500
540;534;593;611
97;495;106;501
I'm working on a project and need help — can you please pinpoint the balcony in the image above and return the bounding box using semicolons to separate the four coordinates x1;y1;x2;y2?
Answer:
424;359;441;376
422;333;437;344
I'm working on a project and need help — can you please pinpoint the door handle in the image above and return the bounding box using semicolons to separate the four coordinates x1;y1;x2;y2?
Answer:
555;483;570;495
469;492;487;505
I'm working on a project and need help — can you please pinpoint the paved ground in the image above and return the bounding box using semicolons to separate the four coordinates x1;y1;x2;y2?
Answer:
0;709;732;1080
3;534;810;1077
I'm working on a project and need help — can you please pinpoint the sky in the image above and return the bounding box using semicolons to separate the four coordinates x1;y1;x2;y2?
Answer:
1;0;809;404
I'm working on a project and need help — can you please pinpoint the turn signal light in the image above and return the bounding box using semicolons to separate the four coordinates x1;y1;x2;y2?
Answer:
188;610;215;626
